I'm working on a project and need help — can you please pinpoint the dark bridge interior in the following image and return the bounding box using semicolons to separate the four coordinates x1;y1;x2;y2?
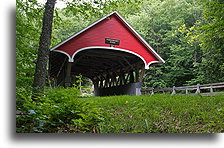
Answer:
49;48;145;94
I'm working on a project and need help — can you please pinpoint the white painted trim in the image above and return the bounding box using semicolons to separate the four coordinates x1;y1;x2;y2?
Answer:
53;50;74;62
147;61;160;68
52;46;160;69
71;46;152;69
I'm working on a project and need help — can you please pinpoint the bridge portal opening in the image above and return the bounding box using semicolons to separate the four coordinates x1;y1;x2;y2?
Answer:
49;48;146;96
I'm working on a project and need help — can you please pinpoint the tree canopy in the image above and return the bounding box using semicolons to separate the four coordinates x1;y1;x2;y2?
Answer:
16;0;224;95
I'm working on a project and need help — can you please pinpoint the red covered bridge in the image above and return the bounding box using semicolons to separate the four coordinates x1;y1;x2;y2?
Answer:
49;11;164;96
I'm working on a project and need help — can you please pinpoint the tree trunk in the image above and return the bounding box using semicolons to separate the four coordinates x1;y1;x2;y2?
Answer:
32;0;56;98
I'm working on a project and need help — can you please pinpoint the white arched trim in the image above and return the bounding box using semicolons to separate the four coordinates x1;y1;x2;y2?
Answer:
52;46;161;69
53;50;74;62
147;61;160;68
71;46;159;69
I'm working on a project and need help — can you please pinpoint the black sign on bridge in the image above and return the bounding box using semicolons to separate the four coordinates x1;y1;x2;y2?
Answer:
105;38;120;47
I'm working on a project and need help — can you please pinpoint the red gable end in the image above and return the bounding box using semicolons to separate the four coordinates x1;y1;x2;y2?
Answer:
50;11;164;69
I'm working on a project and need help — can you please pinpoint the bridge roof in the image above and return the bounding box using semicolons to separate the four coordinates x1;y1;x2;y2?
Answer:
50;11;164;69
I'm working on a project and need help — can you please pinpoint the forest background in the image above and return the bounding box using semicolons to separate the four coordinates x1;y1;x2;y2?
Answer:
16;0;224;96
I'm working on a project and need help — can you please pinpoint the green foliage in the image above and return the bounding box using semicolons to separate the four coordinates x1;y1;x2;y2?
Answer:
189;0;224;83
16;0;44;94
16;87;104;133
128;0;203;88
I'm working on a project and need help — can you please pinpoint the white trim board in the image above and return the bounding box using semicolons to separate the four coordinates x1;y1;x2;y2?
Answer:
53;46;160;69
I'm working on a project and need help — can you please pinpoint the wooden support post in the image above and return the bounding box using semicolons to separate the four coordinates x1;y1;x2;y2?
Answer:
171;86;176;95
93;80;99;89
151;89;154;96
108;75;112;87
135;69;139;82
119;73;125;86
99;74;106;88
129;71;134;83
79;80;82;93
116;76;120;86
210;86;214;94
65;62;72;87
97;80;100;88
185;88;189;95
124;73;129;85
195;83;200;94
139;67;145;82
100;77;103;88
111;72;116;87
104;74;109;88
93;77;100;88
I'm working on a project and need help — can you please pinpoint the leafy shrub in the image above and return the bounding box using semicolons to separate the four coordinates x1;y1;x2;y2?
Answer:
16;87;104;133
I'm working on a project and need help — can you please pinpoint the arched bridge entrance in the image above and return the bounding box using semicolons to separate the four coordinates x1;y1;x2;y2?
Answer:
49;11;165;96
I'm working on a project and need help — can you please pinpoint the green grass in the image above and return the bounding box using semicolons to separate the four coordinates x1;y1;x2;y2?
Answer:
81;94;224;133
16;88;224;133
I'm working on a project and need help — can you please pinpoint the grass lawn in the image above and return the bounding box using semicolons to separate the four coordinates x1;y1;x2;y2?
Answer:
81;94;224;133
